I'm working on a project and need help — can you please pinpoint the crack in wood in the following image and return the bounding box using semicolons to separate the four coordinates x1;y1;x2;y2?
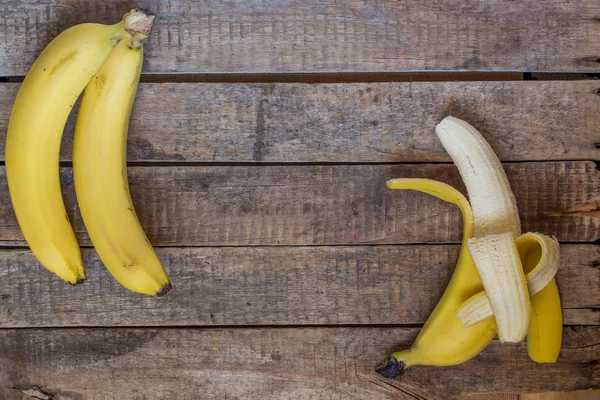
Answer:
547;201;600;218
11;385;54;400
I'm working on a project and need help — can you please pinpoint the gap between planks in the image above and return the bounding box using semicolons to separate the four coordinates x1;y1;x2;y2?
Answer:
2;71;599;83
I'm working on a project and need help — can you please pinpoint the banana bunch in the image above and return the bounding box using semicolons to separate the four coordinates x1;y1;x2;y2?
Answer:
377;117;562;377
5;9;171;296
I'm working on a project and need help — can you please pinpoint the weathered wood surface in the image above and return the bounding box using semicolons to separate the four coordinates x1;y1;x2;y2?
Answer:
0;327;598;400
1;0;599;74
1;81;599;162
461;390;600;400
1;162;598;246
0;245;597;328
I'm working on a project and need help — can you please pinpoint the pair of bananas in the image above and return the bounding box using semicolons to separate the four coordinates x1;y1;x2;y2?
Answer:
377;117;562;377
5;9;171;296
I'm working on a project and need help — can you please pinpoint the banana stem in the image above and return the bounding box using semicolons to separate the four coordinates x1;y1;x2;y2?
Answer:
124;8;156;39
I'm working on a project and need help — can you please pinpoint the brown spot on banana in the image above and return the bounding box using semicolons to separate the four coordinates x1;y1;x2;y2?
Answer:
49;51;78;76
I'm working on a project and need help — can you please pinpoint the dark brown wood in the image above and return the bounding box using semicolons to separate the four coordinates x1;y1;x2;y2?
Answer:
0;245;596;328
1;162;598;246
1;1;599;74
1;81;599;162
0;326;597;399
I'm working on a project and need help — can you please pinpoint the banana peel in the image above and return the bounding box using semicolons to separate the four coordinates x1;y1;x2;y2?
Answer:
377;179;496;377
519;234;562;363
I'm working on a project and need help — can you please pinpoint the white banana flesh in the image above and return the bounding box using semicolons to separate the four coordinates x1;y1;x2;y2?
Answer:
436;116;530;343
435;117;521;238
466;232;530;341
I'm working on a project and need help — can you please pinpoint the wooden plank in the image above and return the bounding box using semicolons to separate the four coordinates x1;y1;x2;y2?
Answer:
0;245;597;328
1;81;599;163
461;390;600;400
1;162;598;246
1;1;599;74
519;391;600;400
0;326;597;399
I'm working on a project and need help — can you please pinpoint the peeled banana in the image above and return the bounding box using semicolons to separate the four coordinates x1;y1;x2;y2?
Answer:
5;9;155;284
73;27;171;296
378;117;563;377
436;116;530;343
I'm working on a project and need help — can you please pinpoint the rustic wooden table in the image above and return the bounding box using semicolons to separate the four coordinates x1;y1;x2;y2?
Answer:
0;1;599;399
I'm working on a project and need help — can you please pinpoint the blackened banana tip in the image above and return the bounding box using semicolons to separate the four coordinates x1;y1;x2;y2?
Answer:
375;358;405;379
70;277;86;286
156;282;172;297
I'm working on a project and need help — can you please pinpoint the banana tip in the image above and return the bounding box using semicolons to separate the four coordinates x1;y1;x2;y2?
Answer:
156;282;172;297
70;277;86;286
375;357;405;379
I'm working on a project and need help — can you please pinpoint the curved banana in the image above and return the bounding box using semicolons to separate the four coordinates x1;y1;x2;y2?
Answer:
5;9;154;284
376;178;496;377
73;33;171;296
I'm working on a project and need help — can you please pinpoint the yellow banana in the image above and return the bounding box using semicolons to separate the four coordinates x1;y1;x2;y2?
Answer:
376;178;496;377
73;32;171;296
5;9;154;284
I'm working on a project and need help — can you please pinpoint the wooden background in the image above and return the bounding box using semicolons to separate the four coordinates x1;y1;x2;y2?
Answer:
0;1;599;399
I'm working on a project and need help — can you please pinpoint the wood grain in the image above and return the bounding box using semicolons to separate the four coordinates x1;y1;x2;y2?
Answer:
1;0;599;74
0;326;598;399
1;162;598;246
0;245;597;328
461;390;600;400
519;391;600;400
1;81;599;162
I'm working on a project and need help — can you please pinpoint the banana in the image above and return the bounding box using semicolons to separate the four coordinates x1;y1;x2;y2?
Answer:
436;116;530;342
376;178;496;378
5;9;155;284
72;30;171;296
377;117;563;376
